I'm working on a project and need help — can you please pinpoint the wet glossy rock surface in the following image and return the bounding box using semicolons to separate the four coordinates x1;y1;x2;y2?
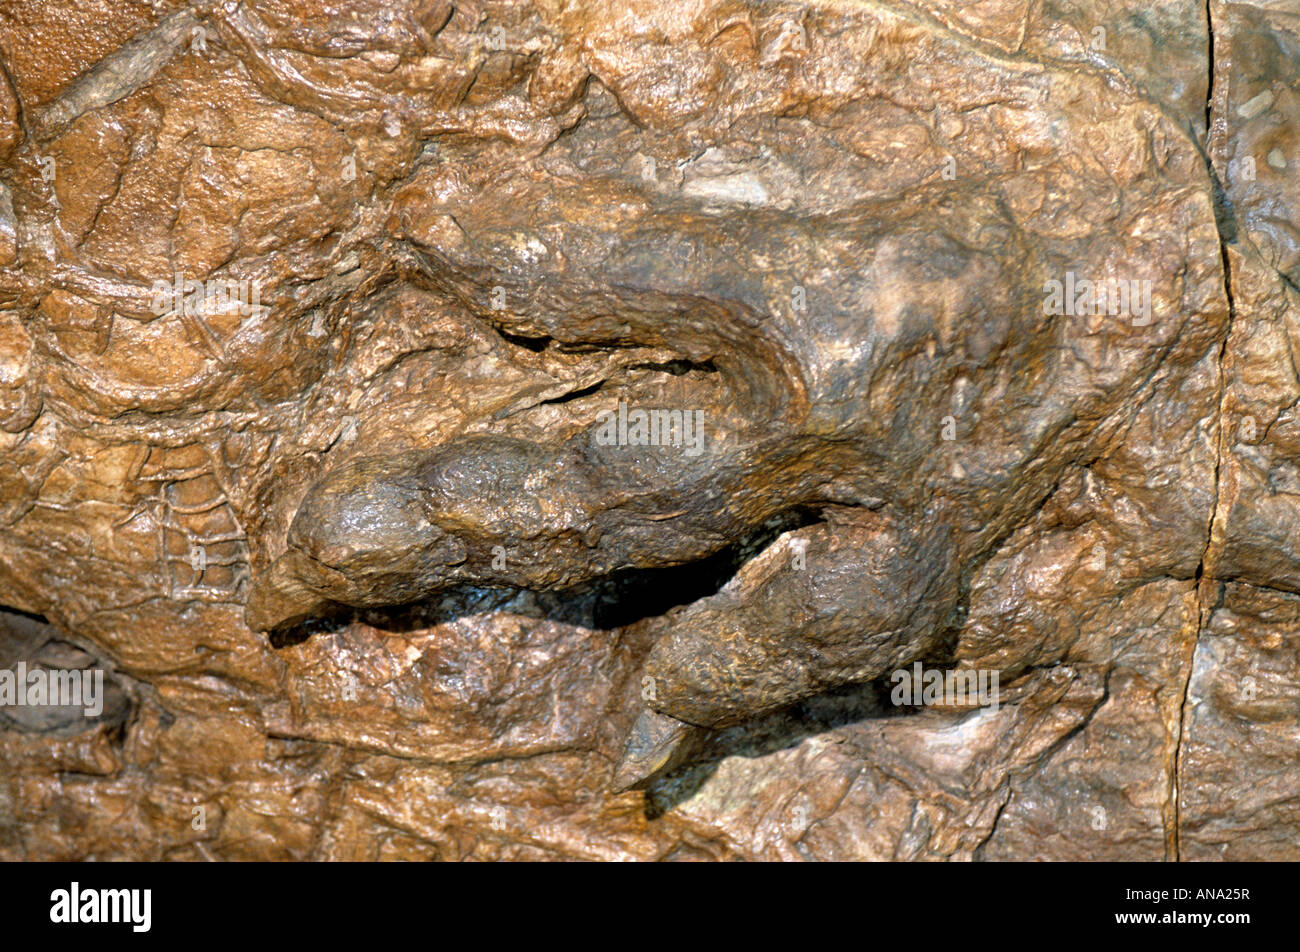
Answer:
0;0;1296;860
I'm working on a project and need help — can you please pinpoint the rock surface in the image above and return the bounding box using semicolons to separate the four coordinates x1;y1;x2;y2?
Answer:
0;0;1296;860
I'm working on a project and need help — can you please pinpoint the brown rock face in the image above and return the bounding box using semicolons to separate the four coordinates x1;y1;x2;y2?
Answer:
0;0;1295;861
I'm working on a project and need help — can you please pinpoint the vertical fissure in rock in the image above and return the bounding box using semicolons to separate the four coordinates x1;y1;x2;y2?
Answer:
1170;0;1237;862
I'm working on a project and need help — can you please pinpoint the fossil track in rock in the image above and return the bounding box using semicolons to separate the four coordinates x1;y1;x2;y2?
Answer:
1;0;1296;861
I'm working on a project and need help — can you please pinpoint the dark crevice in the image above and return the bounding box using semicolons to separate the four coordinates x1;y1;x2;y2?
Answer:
1207;166;1239;244
589;505;825;629
628;358;718;376
1173;0;1236;863
539;379;604;405
553;340;656;354
644;660;1009;818
0;605;49;628
493;331;721;376
1204;0;1215;147
495;327;553;352
268;611;350;648
529;358;718;410
265;506;828;645
641;678;892;818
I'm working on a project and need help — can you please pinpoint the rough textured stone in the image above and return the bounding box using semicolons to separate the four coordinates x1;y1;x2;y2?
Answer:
0;0;1296;861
